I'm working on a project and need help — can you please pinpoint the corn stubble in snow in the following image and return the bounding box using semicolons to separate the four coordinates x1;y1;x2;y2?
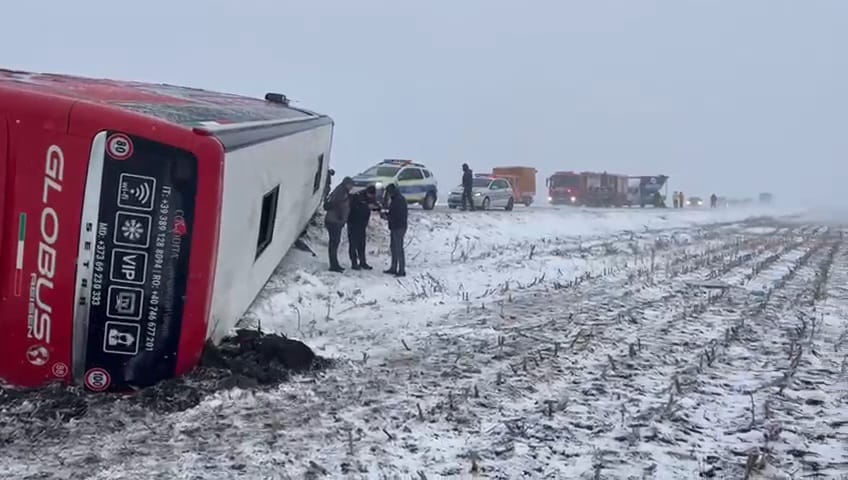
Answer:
1;209;847;479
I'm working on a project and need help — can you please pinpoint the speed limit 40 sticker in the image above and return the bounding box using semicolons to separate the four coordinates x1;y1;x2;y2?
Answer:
84;368;112;392
107;133;134;160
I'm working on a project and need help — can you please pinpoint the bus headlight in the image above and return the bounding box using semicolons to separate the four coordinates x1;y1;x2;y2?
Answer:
570;196;577;202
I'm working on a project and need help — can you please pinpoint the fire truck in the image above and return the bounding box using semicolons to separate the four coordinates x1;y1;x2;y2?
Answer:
546;171;628;207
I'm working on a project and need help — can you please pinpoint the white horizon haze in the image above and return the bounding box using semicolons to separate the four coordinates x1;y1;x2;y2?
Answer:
2;0;846;211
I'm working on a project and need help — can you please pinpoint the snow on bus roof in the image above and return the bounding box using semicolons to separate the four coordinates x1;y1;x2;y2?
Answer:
0;69;320;127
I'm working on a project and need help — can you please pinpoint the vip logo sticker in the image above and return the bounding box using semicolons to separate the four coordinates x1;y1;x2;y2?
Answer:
110;249;148;285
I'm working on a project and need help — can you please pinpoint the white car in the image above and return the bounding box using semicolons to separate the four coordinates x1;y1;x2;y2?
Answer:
687;196;704;207
351;159;438;210
447;175;516;210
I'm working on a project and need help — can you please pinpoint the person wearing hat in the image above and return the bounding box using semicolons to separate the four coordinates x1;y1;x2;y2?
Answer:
324;176;353;272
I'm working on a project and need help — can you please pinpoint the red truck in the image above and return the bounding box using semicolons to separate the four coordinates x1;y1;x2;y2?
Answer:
546;171;628;207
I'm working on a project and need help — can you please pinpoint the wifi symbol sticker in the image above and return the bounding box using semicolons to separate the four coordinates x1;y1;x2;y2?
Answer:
117;173;157;211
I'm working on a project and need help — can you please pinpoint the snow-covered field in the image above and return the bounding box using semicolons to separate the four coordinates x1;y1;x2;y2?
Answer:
3;205;848;479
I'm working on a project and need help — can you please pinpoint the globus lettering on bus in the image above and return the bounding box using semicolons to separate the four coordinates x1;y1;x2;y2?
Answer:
28;145;65;346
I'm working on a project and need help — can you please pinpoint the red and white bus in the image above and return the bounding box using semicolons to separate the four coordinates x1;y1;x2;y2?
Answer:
0;69;334;392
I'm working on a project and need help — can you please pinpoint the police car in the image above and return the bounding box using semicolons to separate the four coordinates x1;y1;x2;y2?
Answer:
351;159;438;210
447;174;517;210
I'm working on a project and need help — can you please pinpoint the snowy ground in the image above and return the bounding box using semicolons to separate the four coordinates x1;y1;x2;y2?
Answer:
3;205;848;479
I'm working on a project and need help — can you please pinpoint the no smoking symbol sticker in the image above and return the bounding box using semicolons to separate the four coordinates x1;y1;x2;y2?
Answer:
107;133;134;160
84;368;111;392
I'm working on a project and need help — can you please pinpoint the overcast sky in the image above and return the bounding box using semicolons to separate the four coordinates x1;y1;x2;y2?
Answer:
3;0;846;207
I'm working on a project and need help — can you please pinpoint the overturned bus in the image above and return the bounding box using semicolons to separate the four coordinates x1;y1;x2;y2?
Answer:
0;69;333;392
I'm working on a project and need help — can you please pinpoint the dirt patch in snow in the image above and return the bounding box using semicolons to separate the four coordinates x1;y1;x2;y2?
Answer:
0;330;332;420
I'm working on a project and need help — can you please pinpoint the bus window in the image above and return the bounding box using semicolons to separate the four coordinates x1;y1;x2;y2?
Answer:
312;154;323;194
256;185;280;259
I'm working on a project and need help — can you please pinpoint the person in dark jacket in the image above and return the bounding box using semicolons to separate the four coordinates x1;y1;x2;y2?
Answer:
348;185;377;270
461;163;475;211
710;193;718;208
383;184;408;277
324;176;353;272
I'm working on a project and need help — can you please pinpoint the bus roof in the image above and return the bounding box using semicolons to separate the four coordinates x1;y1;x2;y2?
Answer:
0;69;322;128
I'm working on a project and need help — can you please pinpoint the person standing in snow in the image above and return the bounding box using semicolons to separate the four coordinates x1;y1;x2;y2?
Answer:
461;163;475;211
324;176;353;273
383;184;408;277
653;191;665;208
678;191;685;209
710;193;718;208
672;191;679;208
347;185;377;270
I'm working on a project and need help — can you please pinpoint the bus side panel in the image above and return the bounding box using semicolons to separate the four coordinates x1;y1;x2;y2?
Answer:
174;135;223;376
0;122;88;387
68;103;222;389
208;124;332;343
0;115;6;241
